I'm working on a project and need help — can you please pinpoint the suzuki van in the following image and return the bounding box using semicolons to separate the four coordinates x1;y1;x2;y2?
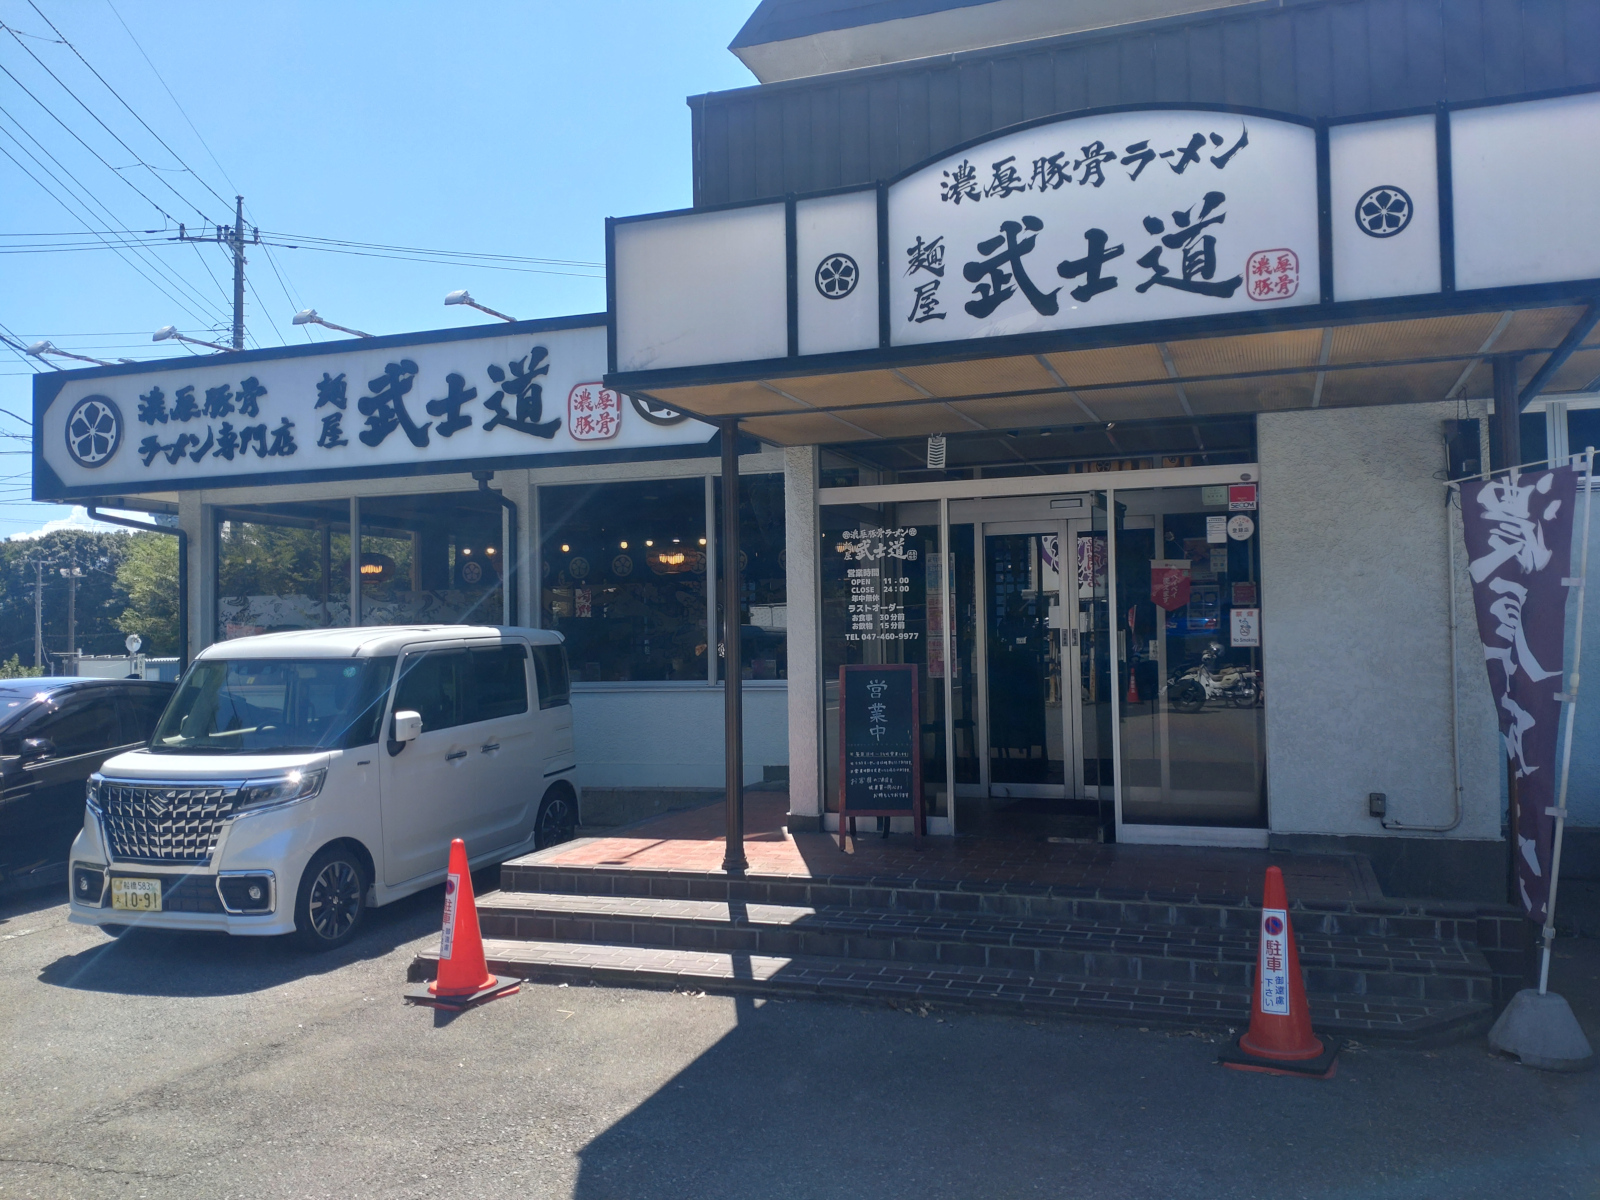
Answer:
66;625;577;949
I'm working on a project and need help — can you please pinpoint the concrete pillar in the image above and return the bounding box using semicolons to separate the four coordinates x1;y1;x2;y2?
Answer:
179;493;212;658
783;445;822;829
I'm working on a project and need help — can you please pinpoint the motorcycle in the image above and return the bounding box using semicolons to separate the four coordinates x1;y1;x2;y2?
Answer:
1167;642;1259;713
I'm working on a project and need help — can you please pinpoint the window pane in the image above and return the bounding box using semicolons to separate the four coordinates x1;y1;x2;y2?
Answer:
532;645;570;709
215;503;350;640
151;658;394;753
466;646;528;722
120;689;171;741
358;492;506;627
1569;408;1600;463
541;478;708;682
44;700;120;756
715;473;788;681
394;650;464;733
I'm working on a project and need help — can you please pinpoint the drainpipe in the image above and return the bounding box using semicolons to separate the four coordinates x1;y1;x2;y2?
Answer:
473;471;518;625
88;506;188;672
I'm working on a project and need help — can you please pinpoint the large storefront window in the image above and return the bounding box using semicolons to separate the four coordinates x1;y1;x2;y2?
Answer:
1113;484;1266;827
215;490;507;641
215;502;351;639
356;492;504;627
540;478;709;682
717;473;787;681
819;502;947;821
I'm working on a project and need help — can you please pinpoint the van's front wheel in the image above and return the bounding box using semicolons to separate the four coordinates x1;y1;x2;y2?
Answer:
535;785;578;850
293;847;367;951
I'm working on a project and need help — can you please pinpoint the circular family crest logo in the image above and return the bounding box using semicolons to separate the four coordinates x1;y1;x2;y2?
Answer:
1355;185;1413;238
569;556;591;581
612;554;633;577
460;559;484;585
630;394;688;427
814;252;859;299
64;394;122;468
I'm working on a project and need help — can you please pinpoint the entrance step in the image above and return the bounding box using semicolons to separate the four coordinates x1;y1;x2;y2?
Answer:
468;891;1492;1007
409;858;1505;1042
406;937;1490;1043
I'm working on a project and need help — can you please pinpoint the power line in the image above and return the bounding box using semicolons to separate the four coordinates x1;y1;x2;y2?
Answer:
0;132;216;327
27;0;233;212
0;111;229;327
0;54;183;224
2;14;216;222
104;0;240;197
262;240;605;278
261;230;602;267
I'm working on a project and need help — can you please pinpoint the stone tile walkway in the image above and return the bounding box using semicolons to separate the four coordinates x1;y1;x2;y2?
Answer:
550;793;1383;905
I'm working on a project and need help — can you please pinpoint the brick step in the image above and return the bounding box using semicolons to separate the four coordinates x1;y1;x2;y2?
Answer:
473;890;1492;1004
407;939;1494;1044
501;860;1497;946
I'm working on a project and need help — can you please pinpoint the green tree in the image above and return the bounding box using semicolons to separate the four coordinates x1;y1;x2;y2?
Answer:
115;532;180;655
0;529;133;666
0;654;42;679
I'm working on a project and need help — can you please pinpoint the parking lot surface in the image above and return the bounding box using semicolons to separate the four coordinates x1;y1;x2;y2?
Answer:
1;882;1597;1200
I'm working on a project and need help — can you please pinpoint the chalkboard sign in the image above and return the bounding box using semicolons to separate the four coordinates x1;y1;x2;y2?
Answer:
838;664;923;847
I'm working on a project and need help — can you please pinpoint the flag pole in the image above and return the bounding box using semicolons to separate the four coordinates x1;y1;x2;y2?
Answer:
1541;445;1594;993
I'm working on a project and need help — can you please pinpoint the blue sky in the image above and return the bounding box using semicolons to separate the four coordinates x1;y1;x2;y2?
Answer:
0;0;757;536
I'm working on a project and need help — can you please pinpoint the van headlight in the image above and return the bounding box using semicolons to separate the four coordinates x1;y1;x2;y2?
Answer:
234;768;326;815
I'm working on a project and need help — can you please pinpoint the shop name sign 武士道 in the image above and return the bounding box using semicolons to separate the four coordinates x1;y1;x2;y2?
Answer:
34;319;715;499
610;92;1600;377
889;111;1318;344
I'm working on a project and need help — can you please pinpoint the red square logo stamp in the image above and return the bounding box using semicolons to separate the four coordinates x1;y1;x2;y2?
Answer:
567;382;623;440
1246;249;1299;301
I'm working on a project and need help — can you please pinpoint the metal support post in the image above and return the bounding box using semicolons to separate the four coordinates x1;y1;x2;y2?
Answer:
1543;447;1595;992
721;420;747;873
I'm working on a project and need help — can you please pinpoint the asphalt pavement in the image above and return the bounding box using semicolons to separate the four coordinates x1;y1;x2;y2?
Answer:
1;878;1597;1200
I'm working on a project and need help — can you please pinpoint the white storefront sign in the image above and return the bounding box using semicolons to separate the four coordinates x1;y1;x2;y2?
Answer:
888;111;1319;344
610;92;1600;380
36;319;714;499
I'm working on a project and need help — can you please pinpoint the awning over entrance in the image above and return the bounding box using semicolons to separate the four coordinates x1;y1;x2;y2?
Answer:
614;304;1600;446
604;94;1600;447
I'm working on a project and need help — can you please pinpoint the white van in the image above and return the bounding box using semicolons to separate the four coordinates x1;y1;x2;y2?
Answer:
66;625;576;949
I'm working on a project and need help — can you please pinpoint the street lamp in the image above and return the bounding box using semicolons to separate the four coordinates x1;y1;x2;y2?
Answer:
444;290;516;323
292;309;372;338
153;326;232;352
26;340;113;367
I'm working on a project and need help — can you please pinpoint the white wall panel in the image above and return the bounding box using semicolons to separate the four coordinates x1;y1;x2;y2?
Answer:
1453;93;1600;291
613;206;788;372
796;191;880;356
1329;115;1441;301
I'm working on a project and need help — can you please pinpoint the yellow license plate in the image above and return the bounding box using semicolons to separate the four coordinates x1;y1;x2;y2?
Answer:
110;877;163;912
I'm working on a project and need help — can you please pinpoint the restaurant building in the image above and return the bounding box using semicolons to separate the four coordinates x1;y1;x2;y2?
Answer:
33;0;1600;902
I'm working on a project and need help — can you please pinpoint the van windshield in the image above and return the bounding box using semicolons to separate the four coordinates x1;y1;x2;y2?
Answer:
150;657;396;754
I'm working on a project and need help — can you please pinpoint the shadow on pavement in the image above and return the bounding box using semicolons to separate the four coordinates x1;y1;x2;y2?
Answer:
33;866;495;998
568;947;1600;1200
0;885;70;926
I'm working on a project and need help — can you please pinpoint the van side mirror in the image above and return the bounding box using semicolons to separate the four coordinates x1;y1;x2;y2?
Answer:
387;710;422;756
20;736;54;761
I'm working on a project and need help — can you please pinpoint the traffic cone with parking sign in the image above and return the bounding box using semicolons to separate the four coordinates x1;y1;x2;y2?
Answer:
1217;866;1341;1078
404;838;520;1010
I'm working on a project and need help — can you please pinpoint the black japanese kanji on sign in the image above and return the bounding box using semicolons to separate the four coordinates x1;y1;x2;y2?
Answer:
483;347;560;439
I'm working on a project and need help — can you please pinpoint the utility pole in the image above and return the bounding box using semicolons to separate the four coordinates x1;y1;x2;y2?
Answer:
59;565;84;676
175;195;259;349
31;560;43;669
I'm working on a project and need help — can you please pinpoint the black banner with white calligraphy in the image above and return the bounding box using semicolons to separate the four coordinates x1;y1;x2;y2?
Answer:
1461;465;1579;921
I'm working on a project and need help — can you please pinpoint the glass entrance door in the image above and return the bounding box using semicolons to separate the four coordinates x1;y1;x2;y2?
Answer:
983;524;1073;797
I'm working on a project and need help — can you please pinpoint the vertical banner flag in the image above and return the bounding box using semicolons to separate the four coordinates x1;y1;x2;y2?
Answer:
1461;466;1579;920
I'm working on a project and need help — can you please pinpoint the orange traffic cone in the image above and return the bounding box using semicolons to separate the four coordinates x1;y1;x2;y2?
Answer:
1218;866;1341;1077
1126;669;1141;705
404;838;520;1010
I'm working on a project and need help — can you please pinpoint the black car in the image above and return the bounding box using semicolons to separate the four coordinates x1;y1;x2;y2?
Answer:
0;677;176;894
